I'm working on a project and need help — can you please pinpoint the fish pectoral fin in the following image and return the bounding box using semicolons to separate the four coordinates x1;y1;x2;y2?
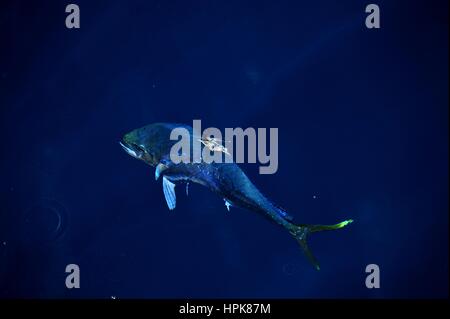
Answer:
186;182;189;196
155;163;168;180
162;176;176;210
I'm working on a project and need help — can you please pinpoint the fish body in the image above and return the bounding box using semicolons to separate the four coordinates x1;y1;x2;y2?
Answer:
120;123;352;270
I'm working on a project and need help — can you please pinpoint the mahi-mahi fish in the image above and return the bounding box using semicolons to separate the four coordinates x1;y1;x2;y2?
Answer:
120;123;353;270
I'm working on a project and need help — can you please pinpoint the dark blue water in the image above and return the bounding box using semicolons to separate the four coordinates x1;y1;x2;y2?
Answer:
0;0;448;298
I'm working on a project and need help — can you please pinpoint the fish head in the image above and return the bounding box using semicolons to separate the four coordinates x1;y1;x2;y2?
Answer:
120;123;192;166
120;127;159;166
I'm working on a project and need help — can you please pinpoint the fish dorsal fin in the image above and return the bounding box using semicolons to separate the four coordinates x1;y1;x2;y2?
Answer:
162;176;176;210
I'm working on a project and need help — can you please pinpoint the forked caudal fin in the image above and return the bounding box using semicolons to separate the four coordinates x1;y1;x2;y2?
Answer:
289;219;353;271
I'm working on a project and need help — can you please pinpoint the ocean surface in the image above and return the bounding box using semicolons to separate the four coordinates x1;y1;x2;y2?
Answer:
0;0;448;298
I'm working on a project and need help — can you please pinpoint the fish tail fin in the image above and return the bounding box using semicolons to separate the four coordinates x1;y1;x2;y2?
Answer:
289;219;353;271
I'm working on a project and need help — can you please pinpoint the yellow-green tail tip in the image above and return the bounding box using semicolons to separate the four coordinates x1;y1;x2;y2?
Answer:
336;219;354;228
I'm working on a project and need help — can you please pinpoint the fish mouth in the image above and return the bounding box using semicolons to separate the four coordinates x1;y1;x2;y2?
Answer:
120;140;143;159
